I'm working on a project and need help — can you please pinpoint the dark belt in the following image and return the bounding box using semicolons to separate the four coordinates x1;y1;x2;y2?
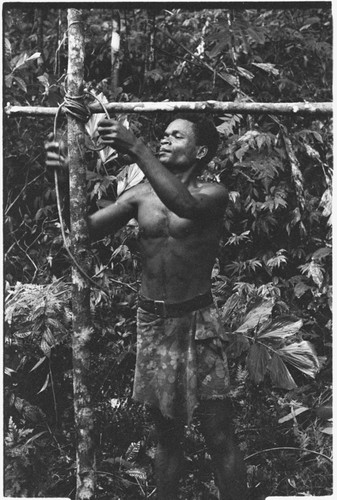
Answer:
138;291;213;318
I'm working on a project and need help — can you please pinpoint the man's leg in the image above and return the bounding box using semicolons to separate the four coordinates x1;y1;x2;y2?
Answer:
198;399;248;500
148;407;185;500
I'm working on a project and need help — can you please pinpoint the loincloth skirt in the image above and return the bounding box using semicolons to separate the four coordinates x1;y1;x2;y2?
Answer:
132;304;230;424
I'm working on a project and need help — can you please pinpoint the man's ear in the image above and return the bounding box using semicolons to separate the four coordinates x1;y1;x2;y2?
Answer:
196;145;208;160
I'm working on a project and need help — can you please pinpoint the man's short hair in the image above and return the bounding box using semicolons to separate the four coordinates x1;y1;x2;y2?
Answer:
173;113;220;165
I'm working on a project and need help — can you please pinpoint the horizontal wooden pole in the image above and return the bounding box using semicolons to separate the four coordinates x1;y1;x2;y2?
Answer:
5;101;332;117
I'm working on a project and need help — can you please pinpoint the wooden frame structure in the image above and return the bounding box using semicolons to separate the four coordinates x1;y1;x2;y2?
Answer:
5;100;333;117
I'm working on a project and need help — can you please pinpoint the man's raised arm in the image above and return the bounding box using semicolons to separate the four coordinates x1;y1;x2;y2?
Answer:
97;119;227;219
122;139;228;219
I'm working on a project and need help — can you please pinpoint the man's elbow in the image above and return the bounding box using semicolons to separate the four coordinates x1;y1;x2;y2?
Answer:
88;215;103;241
176;201;226;220
173;201;201;219
165;193;198;219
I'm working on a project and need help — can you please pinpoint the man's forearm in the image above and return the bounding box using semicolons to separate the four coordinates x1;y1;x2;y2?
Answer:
131;141;198;218
97;119;198;217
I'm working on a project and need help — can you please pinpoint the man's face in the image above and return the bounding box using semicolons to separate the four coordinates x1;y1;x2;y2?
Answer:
158;119;203;169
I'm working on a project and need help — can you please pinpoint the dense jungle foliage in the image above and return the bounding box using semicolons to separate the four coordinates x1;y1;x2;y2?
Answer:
4;4;332;499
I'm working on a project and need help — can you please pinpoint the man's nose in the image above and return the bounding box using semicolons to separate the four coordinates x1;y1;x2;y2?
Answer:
161;136;171;145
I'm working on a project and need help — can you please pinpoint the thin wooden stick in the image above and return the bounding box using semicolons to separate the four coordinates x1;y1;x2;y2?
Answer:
5;101;333;117
245;446;332;464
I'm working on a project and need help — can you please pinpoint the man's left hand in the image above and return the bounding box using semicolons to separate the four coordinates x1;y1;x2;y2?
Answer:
97;119;139;155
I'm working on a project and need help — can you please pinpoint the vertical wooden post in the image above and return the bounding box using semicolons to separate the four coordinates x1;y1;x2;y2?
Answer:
67;9;96;500
110;10;120;99
146;10;156;72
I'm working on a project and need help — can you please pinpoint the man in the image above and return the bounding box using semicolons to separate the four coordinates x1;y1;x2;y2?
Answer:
46;114;248;500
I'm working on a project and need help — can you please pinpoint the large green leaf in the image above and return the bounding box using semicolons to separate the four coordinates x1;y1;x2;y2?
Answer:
235;300;274;334
220;294;242;324
85;91;110;138
226;334;250;359
268;353;297;390
205;29;231;58
246;343;271;384
299;261;325;288
13;76;27;93
278;406;310;423
277;341;320;378
257;316;303;340
125;441;141;462
84;90;119;165
116;163;145;196
252;62;279;76
126;468;147;481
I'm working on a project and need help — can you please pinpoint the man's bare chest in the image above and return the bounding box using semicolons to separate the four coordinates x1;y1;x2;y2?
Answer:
137;192;198;240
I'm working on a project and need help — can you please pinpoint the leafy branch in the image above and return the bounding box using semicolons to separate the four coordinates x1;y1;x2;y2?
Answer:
222;297;320;389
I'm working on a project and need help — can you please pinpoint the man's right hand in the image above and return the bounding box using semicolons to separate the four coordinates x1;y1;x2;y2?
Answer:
45;140;68;172
45;134;69;188
45;135;70;226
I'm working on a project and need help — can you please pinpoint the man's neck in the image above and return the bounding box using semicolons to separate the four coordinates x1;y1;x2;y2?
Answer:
170;163;201;185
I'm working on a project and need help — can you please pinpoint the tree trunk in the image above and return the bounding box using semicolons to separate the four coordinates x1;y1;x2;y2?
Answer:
67;8;96;500
5;100;333;116
54;9;62;77
35;8;45;72
110;10;120;99
282;131;305;209
146;10;156;72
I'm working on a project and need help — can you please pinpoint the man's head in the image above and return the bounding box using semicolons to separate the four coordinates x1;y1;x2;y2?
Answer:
158;114;219;171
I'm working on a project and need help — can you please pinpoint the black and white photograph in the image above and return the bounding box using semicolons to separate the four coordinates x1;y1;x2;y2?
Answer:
3;2;333;499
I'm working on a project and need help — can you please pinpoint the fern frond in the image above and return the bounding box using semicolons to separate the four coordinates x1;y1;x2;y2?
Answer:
5;280;71;356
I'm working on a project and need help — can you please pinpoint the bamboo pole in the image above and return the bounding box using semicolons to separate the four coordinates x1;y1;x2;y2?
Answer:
67;9;96;500
5;101;333;117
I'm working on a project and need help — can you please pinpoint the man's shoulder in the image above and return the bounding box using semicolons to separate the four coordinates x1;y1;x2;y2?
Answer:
196;181;228;198
120;180;150;201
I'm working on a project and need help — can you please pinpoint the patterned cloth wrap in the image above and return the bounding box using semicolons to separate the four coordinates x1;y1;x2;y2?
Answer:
133;303;230;424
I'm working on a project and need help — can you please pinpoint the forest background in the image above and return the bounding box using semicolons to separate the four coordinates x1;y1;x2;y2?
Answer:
3;2;333;499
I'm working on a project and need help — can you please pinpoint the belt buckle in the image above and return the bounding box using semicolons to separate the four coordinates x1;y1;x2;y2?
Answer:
153;300;166;317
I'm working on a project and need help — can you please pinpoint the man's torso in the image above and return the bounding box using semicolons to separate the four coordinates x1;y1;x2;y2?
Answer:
132;181;225;302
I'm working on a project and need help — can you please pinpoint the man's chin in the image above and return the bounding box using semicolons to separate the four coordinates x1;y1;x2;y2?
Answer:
158;156;171;167
158;156;189;171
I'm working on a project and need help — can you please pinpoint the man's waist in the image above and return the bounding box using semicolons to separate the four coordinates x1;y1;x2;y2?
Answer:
138;291;213;318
